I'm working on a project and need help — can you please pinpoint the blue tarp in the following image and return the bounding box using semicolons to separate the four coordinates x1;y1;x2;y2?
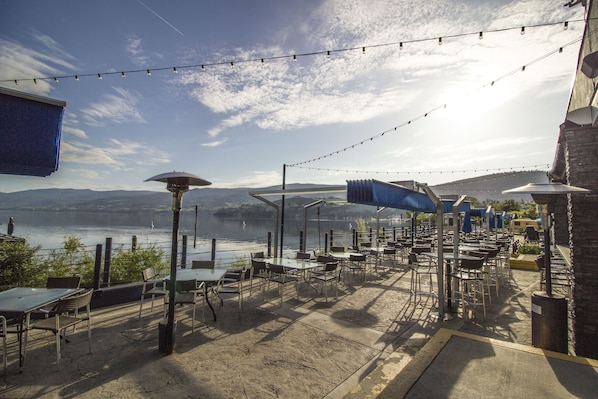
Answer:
347;179;436;213
347;179;472;232
0;87;66;177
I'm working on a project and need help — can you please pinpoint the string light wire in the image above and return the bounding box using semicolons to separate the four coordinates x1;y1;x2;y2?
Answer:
1;19;585;85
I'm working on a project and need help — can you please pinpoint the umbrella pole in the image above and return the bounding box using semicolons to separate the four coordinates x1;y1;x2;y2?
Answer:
163;190;182;354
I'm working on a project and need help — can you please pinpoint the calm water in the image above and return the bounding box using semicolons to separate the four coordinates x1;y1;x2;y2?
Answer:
0;210;363;261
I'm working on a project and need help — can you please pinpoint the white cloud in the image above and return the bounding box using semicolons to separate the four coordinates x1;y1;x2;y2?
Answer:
125;35;150;67
175;0;581;141
81;87;146;126
213;171;281;188
202;138;228;147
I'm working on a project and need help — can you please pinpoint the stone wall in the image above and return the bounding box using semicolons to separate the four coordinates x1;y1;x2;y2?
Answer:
563;125;598;359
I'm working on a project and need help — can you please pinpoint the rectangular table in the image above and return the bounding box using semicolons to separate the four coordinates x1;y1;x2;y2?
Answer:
266;258;323;300
164;268;228;321
0;287;82;372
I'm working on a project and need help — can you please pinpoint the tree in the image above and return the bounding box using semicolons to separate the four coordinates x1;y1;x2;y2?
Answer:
0;241;43;290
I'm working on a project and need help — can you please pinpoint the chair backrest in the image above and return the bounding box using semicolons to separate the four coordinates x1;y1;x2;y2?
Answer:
460;258;484;270
350;253;366;262
317;255;334;263
55;289;93;314
330;246;344;253
46;276;81;289
175;279;198;292
383;248;396;255
252;258;267;272
408;252;419;265
251;251;265;259
268;264;285;275
142;267;157;282
324;261;338;272
296;252;311;260
192;260;215;269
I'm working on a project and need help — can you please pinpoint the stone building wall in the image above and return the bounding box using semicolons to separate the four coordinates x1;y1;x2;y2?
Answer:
563;125;598;359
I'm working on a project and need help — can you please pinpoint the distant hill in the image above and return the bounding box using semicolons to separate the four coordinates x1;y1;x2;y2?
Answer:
0;171;547;212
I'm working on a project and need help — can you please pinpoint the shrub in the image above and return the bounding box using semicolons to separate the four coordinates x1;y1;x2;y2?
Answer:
109;243;166;284
45;236;96;287
517;243;541;255
0;241;43;290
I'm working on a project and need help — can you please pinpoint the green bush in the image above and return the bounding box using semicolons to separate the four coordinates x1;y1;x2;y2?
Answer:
0;241;43;290
45;236;96;286
109;243;166;284
517;243;541;255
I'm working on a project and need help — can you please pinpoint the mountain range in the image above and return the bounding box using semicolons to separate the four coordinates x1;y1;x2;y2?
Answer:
0;171;548;213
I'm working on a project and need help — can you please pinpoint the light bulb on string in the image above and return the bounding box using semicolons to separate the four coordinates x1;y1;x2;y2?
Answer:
14;80;17;85
564;21;568;30
33;78;37;84
98;74;102;80
201;64;205;71
362;46;365;54
438;37;442;45
327;50;331;58
54;77;59;82
230;62;234;67
146;69;151;76
173;67;178;74
399;42;403;50
521;26;525;35
479;31;483;39
122;72;126;78
75;75;79;81
293;54;297;61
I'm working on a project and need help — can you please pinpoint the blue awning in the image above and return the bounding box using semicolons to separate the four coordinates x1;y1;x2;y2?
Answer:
0;87;66;177
347;179;437;213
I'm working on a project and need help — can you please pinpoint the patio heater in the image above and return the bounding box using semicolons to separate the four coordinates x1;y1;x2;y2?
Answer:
503;182;589;353
145;171;212;354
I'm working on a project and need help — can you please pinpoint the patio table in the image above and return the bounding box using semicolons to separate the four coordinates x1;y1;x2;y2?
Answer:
0;287;82;372
266;258;323;298
164;268;228;322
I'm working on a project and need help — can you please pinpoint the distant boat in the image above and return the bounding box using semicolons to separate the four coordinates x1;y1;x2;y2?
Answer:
150;221;155;230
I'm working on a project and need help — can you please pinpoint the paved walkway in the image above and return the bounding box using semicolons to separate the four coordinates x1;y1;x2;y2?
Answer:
1;259;591;398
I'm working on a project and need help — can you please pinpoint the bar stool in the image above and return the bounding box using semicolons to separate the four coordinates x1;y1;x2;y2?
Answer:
452;257;486;319
408;253;437;305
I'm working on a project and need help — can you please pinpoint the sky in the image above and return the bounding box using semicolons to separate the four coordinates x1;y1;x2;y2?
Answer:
0;0;587;193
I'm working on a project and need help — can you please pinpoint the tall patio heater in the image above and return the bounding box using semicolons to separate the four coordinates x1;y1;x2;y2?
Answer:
503;182;589;353
145;171;212;354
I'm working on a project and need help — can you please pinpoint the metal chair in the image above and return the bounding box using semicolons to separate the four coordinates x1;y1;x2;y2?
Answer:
267;264;298;306
452;258;486;319
30;289;93;369
165;279;205;332
348;253;367;282
311;262;339;302
249;258;269;297
217;268;247;313
408;252;437;305
138;267;167;319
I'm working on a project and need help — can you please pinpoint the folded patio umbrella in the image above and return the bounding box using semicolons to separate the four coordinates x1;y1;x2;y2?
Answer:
0;87;66;177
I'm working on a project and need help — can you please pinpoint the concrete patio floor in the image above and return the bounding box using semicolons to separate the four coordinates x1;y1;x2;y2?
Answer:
2;258;591;398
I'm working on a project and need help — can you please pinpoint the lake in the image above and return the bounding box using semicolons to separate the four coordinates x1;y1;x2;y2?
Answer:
0;210;366;262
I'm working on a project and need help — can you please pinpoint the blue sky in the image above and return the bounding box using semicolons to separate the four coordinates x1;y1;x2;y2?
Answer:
0;0;586;192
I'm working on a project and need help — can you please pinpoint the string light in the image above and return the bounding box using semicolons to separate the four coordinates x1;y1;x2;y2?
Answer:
0;19;583;85
146;69;151;76
33;78;37;84
522;65;526;71
230;62;234;67
287;33;583;168
14;80;17;85
54;77;59;82
121;72;126;78
288;164;550;176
